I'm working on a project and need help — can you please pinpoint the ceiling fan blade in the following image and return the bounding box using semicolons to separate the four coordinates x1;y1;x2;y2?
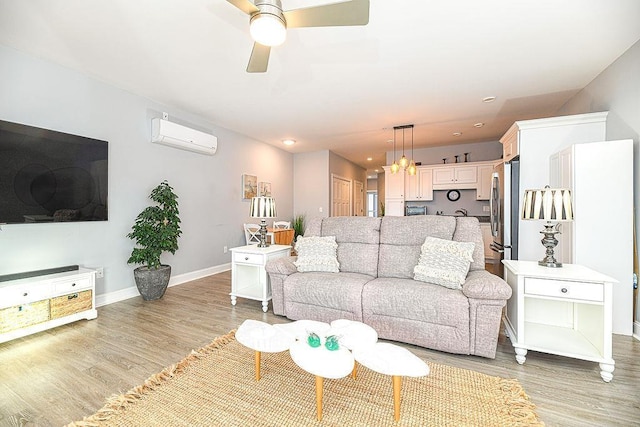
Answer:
247;42;271;73
226;0;259;15
283;0;369;28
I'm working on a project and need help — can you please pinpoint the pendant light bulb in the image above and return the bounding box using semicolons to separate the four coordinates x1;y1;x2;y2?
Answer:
390;161;400;174
407;160;416;176
399;155;409;169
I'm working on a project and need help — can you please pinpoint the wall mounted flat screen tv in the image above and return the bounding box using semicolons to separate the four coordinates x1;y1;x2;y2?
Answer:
0;119;108;224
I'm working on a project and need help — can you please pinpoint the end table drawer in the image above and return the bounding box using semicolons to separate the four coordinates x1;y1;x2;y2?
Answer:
525;278;603;302
233;252;263;265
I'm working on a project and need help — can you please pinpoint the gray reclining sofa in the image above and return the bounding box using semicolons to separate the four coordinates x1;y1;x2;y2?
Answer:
265;215;512;358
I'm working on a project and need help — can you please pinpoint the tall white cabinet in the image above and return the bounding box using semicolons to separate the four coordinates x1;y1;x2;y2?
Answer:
550;139;634;335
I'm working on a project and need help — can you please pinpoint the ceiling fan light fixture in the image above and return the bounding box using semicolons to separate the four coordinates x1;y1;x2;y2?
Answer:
250;13;286;46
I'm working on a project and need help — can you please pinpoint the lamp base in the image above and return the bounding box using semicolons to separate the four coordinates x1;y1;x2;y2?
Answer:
538;222;562;268
257;219;270;248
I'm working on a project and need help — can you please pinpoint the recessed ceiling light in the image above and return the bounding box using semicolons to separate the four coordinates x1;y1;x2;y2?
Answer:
387;139;393;143
374;169;379;173
482;96;496;103
367;157;373;161
282;139;295;146
474;122;485;128
453;132;462;137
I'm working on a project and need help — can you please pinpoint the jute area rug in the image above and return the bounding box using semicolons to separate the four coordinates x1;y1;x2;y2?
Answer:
67;331;543;427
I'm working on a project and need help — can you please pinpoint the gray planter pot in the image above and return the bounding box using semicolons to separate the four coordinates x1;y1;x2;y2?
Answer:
133;265;171;301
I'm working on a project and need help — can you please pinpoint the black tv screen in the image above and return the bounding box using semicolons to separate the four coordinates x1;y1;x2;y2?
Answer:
0;119;108;224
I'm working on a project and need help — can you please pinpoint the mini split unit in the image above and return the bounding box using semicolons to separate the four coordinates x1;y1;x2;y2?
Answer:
151;118;217;155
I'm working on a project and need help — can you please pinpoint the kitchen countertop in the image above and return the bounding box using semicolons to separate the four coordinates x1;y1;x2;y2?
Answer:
434;214;490;223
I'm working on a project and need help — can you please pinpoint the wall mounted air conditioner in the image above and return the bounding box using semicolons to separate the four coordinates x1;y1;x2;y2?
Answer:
151;118;217;155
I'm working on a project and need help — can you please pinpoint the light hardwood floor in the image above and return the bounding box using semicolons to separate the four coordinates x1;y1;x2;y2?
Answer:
0;271;638;426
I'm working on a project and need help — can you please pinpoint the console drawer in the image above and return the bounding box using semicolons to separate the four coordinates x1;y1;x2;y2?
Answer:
524;278;603;302
233;252;263;265
0;285;52;308
54;277;92;294
0;299;50;333
50;290;93;319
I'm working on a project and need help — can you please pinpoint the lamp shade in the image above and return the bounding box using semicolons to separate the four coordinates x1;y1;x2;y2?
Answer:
250;14;286;46
522;187;573;221
250;196;277;218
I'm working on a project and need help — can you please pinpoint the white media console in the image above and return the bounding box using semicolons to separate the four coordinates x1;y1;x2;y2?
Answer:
0;267;97;344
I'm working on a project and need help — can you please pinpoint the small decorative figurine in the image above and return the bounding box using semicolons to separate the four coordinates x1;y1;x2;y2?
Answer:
307;332;321;348
464;152;470;162
324;335;340;351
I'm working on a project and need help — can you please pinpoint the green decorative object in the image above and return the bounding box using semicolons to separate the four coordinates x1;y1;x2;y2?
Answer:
307;332;321;348
325;335;340;351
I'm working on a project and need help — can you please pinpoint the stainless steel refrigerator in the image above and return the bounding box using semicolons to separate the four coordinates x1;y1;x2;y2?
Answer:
489;159;519;278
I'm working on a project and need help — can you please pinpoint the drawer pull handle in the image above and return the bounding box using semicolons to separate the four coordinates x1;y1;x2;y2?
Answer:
68;293;79;300
561;288;568;293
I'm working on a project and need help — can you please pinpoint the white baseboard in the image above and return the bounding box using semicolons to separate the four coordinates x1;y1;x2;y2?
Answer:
634;320;640;341
96;263;231;308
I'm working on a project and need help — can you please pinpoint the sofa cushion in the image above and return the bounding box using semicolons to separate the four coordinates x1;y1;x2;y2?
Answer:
413;236;475;289
453;217;485;271
283;272;374;322
305;217;381;277
362;277;470;354
294;236;339;272
378;216;457;278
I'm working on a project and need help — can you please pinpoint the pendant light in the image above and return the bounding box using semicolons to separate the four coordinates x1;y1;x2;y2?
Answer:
407;125;416;176
399;127;409;169
390;127;400;174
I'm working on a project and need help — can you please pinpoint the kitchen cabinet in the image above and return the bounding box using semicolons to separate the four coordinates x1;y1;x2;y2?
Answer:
479;223;495;262
405;167;433;201
503;260;615;382
383;165;405;216
549;139;633;336
432;165;477;190
475;163;494;200
500;124;519;162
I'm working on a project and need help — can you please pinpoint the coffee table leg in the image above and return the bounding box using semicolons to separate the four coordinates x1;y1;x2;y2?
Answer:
392;375;401;422
315;376;323;421
254;351;261;381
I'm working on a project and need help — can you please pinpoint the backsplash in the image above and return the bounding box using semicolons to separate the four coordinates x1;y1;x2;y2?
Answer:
404;189;489;217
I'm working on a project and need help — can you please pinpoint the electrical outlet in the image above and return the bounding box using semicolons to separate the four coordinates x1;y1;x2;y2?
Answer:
96;267;104;278
223;246;228;253
483;205;490;212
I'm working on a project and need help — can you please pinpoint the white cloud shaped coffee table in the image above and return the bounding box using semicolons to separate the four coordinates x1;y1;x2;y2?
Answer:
236;318;429;422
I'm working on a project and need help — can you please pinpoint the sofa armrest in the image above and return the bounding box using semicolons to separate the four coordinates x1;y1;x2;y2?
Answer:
462;269;512;300
265;256;298;316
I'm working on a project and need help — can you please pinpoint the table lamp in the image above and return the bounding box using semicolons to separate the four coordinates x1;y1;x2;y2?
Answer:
250;196;277;247
521;186;573;267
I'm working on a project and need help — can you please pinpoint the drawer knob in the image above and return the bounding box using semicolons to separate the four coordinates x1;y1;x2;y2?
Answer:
71;283;76;287
561;288;568;293
23;292;28;297
245;257;249;260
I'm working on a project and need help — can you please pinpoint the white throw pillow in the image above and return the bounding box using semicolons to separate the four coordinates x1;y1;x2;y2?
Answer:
413;236;475;289
294;236;340;273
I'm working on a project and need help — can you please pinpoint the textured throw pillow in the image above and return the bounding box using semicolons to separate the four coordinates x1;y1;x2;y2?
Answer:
413;236;475;289
294;236;340;273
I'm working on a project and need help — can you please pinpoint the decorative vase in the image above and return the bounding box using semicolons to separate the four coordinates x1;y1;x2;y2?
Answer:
133;265;171;300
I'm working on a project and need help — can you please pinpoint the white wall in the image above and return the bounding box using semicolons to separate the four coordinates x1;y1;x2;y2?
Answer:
0;45;293;299
293;150;329;220
557;39;640;333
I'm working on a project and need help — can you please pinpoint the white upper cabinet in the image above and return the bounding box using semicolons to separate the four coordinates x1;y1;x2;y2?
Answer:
405;167;433;201
432;165;477;189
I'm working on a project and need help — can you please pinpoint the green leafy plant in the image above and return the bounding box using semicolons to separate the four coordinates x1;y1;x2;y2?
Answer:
127;181;182;269
292;214;305;240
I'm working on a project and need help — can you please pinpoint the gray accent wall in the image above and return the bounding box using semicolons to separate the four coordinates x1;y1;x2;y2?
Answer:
0;45;293;297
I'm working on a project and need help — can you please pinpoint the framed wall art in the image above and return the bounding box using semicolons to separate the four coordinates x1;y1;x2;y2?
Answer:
258;181;271;197
242;174;257;200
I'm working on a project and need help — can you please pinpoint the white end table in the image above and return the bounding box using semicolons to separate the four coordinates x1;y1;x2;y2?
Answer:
503;260;616;382
230;244;290;312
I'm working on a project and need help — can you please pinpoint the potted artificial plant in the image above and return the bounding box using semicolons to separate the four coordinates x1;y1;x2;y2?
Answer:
127;180;182;300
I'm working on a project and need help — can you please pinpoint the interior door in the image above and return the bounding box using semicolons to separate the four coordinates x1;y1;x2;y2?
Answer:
353;180;364;216
331;174;352;217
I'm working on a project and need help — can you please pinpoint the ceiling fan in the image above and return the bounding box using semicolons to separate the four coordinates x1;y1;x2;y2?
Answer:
226;0;370;72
